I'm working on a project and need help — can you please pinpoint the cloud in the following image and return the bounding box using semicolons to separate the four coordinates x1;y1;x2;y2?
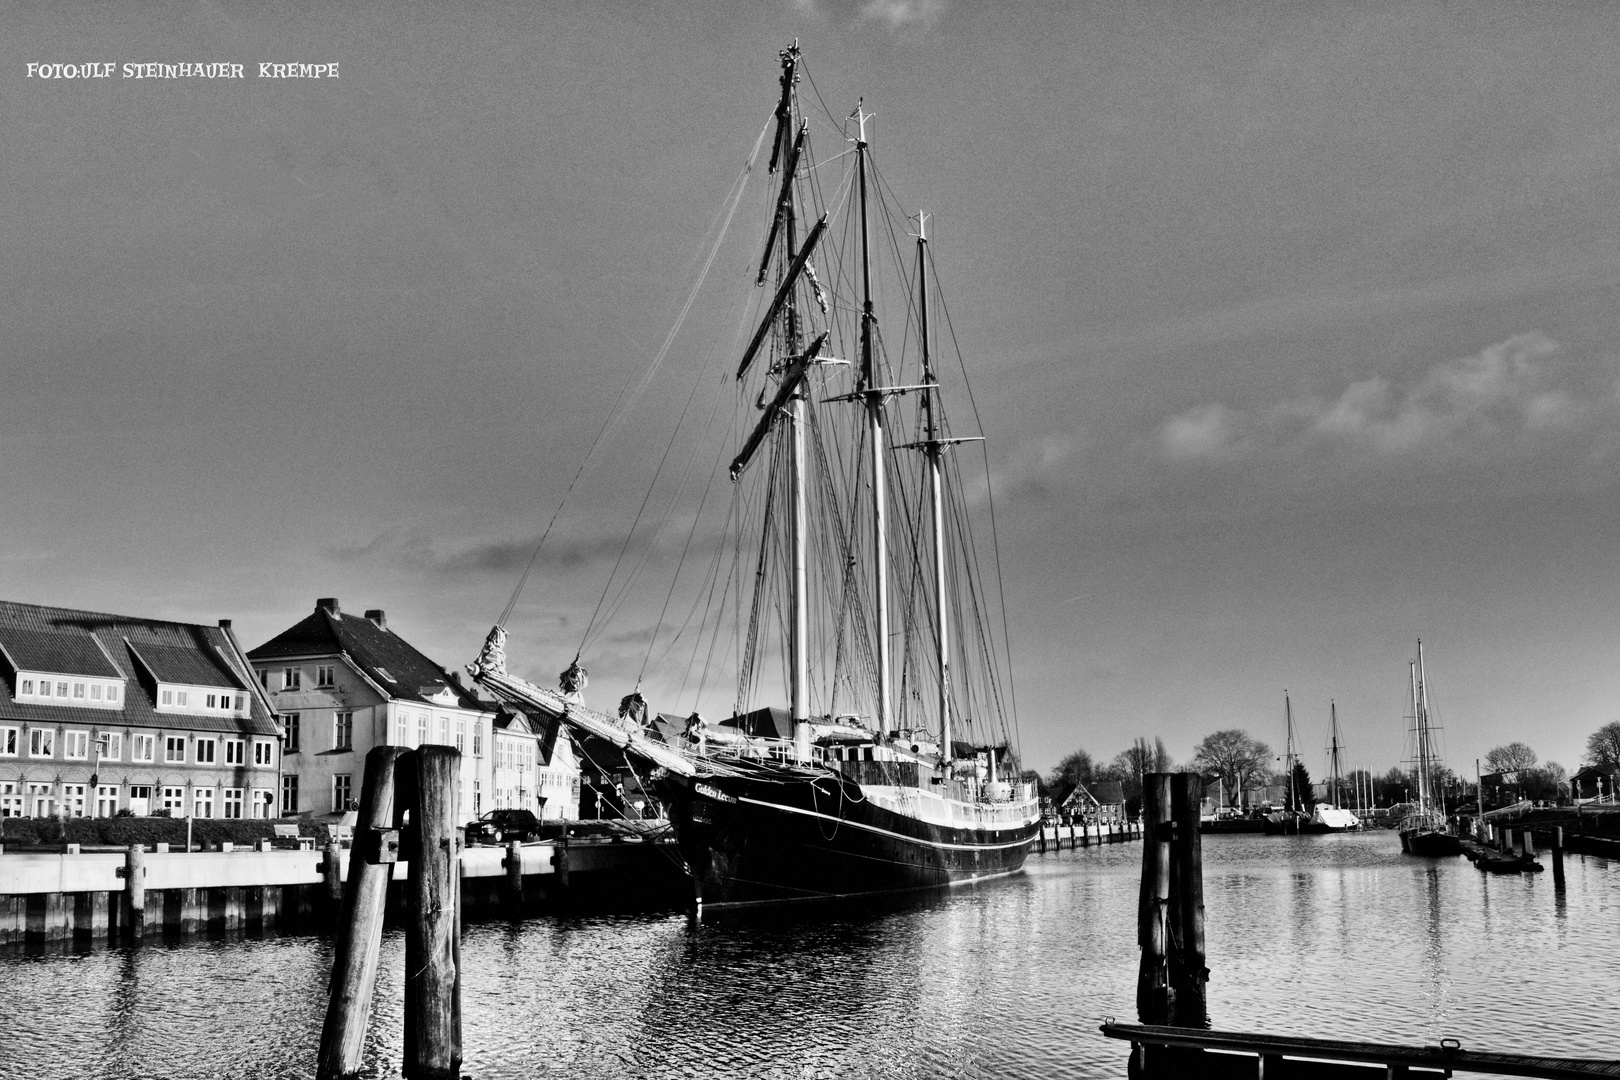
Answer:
326;526;600;577
1156;332;1608;464
1158;402;1242;462
860;0;946;27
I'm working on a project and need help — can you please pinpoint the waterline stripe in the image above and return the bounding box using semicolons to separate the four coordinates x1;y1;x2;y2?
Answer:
734;795;1036;852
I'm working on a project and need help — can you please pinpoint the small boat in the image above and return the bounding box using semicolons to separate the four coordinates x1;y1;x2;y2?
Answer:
1398;641;1461;857
469;42;1041;909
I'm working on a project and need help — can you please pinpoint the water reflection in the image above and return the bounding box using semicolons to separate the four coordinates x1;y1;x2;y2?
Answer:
2;832;1616;1079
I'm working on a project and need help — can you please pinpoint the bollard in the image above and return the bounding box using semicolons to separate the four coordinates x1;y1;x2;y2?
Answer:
404;746;462;1080
1521;830;1536;860
121;844;147;942
317;746;405;1080
505;839;524;908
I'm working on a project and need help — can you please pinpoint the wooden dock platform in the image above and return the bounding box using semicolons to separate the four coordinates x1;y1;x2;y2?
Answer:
1101;1022;1620;1079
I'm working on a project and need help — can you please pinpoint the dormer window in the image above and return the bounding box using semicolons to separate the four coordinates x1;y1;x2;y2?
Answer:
19;674;124;708
19;679;33;695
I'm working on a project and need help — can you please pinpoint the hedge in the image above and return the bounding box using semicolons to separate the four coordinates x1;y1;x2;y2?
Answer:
0;816;322;848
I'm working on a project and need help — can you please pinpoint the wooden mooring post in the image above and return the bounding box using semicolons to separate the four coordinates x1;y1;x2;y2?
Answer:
317;746;404;1080
314;744;463;1080
119;843;146;942
1550;826;1565;887
1136;772;1206;1029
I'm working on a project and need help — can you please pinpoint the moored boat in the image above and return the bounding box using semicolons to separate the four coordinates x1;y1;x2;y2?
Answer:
469;42;1041;909
1398;641;1461;857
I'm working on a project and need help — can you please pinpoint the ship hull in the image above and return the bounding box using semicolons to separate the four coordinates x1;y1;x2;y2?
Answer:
1400;827;1461;857
658;764;1039;909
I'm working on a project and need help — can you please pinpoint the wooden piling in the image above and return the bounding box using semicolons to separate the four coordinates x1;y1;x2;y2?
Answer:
318;745;405;1080
123;844;146;942
323;843;344;908
404;746;462;1080
1551;826;1565;887
1137;773;1174;1025
505;839;524;908
1168;773;1207;1028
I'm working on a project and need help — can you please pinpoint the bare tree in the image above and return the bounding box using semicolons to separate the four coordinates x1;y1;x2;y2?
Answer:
1586;722;1620;772
1485;742;1538;773
1191;729;1271;807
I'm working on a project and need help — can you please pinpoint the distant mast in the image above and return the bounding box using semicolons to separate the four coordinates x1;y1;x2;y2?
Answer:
1284;691;1299;811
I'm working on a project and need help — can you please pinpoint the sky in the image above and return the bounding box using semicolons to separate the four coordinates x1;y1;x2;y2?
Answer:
6;1;1620;780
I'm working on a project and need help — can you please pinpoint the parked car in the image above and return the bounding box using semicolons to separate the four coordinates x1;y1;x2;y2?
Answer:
466;809;541;845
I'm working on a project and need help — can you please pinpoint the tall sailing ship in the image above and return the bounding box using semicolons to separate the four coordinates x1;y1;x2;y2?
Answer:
1399;640;1460;856
470;43;1040;908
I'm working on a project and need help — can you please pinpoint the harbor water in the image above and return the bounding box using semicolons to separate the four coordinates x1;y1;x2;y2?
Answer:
1;830;1614;1079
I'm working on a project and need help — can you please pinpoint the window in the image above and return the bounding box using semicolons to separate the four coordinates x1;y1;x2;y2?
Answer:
438;715;449;744
0;782;21;818
28;783;55;817
280;775;298;816
375;667;394;683
19;678;34;696
127;785;152;815
0;727;16;757
282;668;301;691
102;732;122;761
233;695;245;712
132;733;155;762
193;788;214;818
64;730;89;760
195;738;216;764
95;786;119;817
206;693;217;708
55;681;68;697
417;712;427;745
61;784;87;818
473;722;482;757
29;728;54;757
334;711;353;751
258;669;270;689
253;739;274;767
161;689;173;706
332;774;352;812
90;684;102;701
472;780;481;816
394;713;409;746
456;719;466;752
176;690;188;707
106;684;120;703
251;788;273;819
224;739;245;765
73;682;86;699
317;665;335;687
165;736;186;764
222;788;243;819
283;713;300;753
161;787;186;814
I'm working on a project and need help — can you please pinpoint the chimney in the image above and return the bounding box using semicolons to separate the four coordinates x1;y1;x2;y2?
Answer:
365;609;387;631
218;619;232;630
317;597;341;618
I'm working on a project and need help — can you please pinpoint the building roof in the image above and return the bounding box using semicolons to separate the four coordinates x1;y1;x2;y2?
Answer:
0;599;278;736
248;599;482;711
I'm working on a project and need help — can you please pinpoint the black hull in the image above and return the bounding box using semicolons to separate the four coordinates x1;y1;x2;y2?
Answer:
1400;828;1461;857
658;763;1039;909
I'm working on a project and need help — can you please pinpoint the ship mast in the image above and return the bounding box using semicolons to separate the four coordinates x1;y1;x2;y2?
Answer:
1285;691;1299;811
854;102;892;737
1329;702;1343;807
1415;639;1434;814
779;47;810;762
917;215;951;763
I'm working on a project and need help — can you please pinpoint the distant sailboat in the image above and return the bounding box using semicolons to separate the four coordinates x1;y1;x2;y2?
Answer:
1399;641;1461;857
1307;702;1360;833
1264;692;1310;834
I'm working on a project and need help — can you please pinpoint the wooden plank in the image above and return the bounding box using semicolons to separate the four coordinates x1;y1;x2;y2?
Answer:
1101;1023;1620;1079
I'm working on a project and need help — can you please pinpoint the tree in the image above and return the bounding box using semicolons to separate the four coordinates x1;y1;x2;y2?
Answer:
1376;767;1410;806
1284;761;1314;812
1485;742;1538;774
1586;722;1620;773
1045;749;1094;808
1191;729;1271;808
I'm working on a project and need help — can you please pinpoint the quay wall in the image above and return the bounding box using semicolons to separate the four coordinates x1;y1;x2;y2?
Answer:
0;837;690;947
1034;820;1143;853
